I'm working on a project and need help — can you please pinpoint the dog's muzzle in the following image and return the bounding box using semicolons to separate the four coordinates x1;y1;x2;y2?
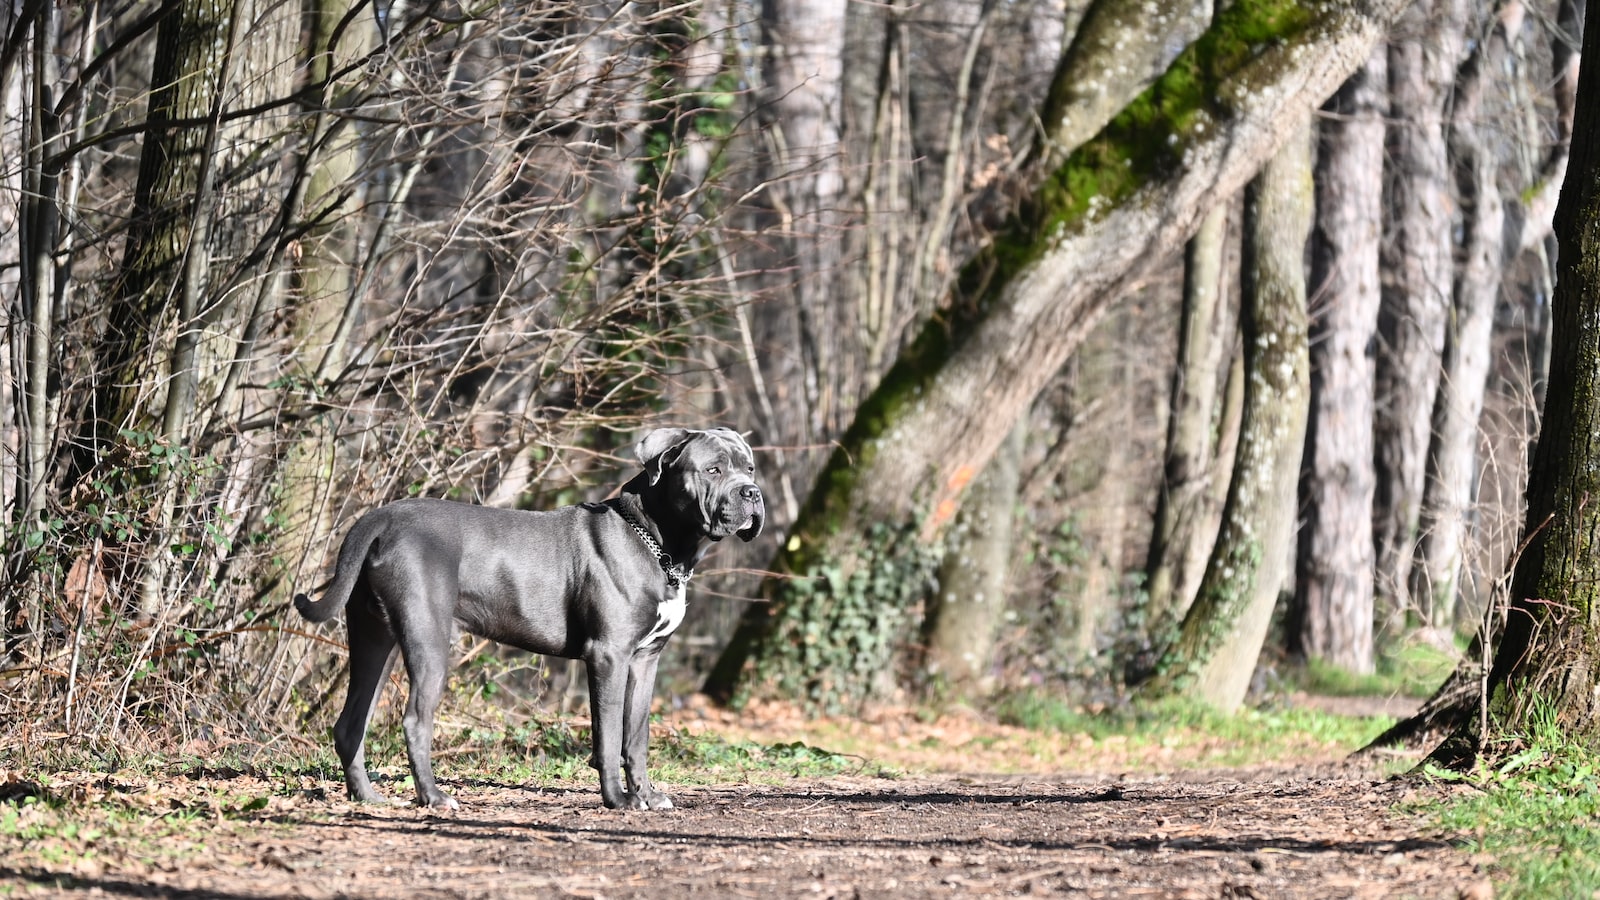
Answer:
729;482;764;541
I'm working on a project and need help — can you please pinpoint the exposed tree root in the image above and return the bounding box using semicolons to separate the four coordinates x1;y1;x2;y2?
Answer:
1356;660;1482;768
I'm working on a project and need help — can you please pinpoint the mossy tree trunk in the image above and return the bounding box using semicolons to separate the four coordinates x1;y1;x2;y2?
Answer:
1135;118;1312;713
1429;0;1600;763
923;0;1218;704
1037;0;1213;164
1293;48;1386;675
703;0;1411;710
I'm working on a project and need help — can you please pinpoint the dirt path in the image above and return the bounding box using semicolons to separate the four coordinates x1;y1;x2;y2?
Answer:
2;766;1486;899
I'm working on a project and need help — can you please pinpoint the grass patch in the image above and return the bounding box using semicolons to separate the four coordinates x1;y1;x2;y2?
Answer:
0;768;288;878
1293;640;1461;699
995;690;1394;766
1415;707;1600;897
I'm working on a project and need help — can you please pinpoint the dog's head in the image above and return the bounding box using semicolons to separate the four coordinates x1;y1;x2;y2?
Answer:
635;427;765;542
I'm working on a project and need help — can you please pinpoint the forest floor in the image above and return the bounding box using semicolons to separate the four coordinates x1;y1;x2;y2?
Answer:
1;694;1495;899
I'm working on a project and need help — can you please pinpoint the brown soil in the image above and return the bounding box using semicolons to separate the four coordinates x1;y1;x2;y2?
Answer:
1;701;1489;899
0;770;1486;899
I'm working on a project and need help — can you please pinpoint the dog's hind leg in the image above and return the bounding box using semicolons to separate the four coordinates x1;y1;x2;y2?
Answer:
399;617;458;810
334;598;397;804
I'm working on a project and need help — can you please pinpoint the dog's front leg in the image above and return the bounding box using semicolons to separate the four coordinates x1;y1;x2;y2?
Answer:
585;647;634;809
622;648;671;809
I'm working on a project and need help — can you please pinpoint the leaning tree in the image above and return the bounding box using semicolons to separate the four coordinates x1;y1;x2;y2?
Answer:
704;0;1413;709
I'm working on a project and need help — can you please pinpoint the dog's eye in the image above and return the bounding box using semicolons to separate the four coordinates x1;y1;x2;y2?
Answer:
706;466;721;476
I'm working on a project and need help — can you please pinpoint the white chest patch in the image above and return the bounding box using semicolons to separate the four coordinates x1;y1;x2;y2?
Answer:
638;584;688;649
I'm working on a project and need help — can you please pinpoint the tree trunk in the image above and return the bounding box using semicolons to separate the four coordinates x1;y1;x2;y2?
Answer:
1060;304;1136;662
1409;21;1507;635
1293;48;1386;675
96;0;238;449
1363;0;1589;758
3;1;59;659
1429;0;1600;763
269;0;379;607
1136;119;1313;713
922;422;1023;696
125;0;299;620
1372;0;1467;639
1512;0;1585;257
1147;203;1231;626
704;0;1409;709
757;0;850;464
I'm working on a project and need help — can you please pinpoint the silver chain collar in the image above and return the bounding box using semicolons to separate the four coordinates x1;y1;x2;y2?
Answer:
614;502;693;589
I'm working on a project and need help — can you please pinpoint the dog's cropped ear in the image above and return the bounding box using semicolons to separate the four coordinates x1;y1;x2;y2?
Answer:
635;427;695;485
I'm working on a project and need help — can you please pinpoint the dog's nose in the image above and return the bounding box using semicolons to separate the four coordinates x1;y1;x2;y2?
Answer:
740;483;762;502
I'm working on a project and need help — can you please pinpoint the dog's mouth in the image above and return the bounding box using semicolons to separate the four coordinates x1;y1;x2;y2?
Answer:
736;497;764;541
711;494;764;541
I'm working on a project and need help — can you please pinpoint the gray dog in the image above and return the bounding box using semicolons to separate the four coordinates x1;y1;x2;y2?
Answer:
294;427;764;810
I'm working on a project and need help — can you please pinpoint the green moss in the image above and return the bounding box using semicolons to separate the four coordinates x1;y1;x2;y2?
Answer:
935;0;1322;369
1033;0;1315;239
1140;534;1264;697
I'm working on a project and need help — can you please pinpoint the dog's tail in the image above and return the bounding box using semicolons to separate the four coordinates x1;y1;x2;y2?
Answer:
293;511;385;623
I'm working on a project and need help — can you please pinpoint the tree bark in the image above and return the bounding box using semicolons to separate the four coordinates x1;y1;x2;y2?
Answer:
3;1;59;659
1512;0;1585;256
1409;20;1507;634
1429;0;1600;762
1147;203;1232;626
1372;0;1468;639
704;0;1410;708
268;0;380;607
126;0;299;620
1060;305;1136;662
1293;48;1386;675
1038;0;1212;165
758;0;850;456
1136;119;1313;712
922;422;1023;696
97;0;238;448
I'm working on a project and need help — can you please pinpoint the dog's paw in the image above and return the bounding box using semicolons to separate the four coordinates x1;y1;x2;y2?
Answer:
417;793;459;811
632;789;674;811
